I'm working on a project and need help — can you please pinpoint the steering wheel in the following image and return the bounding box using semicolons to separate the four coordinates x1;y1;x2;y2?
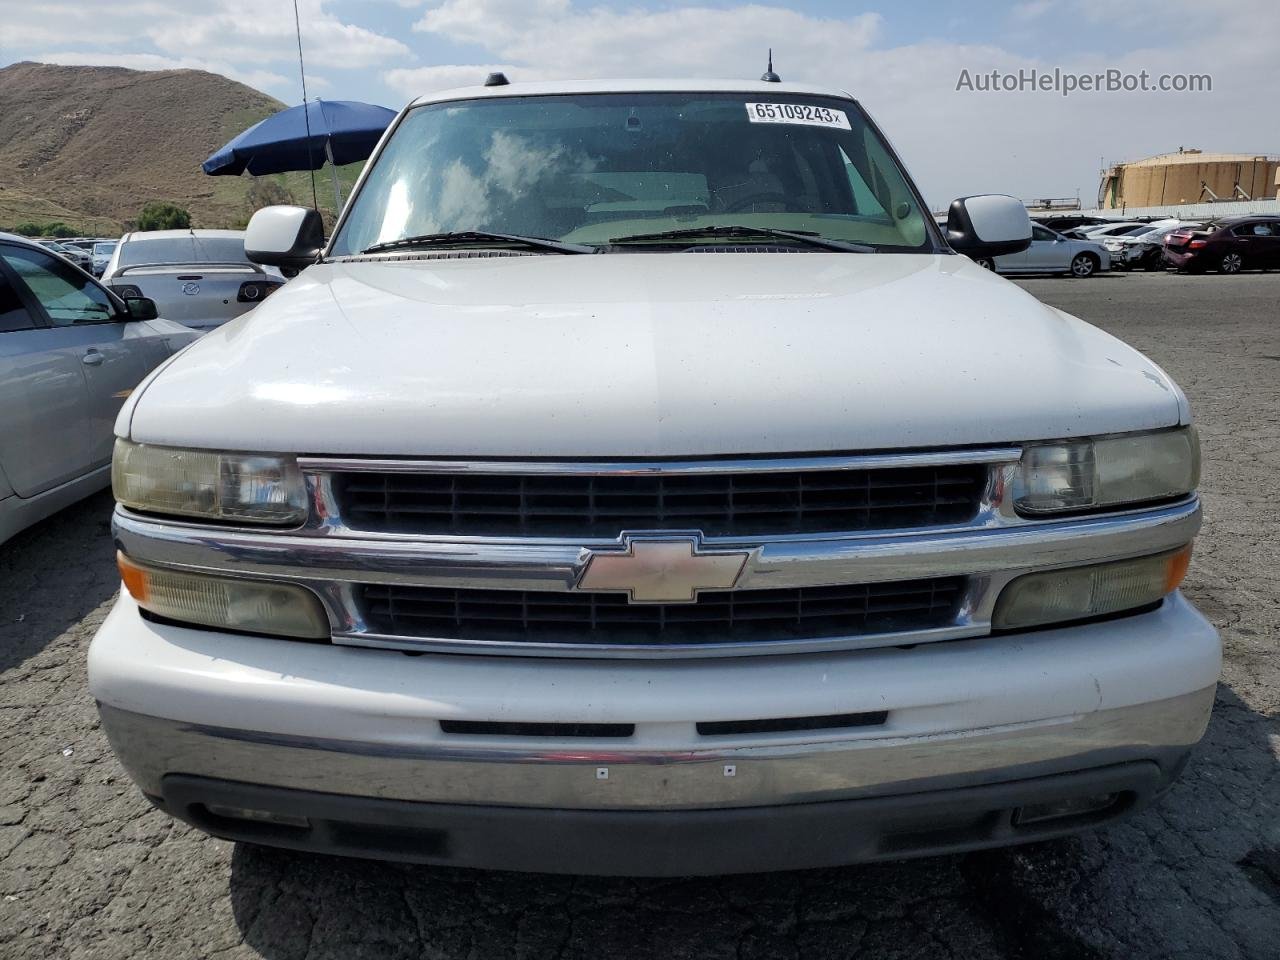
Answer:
723;193;793;213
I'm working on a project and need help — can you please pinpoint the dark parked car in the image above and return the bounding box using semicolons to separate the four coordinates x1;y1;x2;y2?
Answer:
1163;217;1280;274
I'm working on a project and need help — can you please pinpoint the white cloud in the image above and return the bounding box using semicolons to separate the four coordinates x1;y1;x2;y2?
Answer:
144;0;411;69
414;1;880;79
384;64;555;99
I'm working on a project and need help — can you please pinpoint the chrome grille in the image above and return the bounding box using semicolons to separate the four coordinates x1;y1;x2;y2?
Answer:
333;465;986;538
359;577;966;648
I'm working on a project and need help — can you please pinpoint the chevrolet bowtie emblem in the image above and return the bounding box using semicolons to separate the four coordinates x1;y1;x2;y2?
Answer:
577;536;750;604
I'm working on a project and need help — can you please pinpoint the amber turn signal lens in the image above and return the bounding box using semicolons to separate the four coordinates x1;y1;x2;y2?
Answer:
117;552;150;603
993;544;1194;631
115;552;329;639
1163;543;1193;593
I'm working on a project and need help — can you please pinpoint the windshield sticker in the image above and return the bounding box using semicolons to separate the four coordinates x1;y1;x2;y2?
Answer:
745;103;851;130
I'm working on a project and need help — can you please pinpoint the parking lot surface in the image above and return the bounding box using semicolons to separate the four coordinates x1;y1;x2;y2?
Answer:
1;272;1277;960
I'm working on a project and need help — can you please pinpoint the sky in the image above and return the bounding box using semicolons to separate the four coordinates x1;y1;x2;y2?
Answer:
1;0;1276;209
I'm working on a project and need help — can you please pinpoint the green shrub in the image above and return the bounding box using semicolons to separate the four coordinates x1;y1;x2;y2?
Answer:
136;202;192;231
9;221;77;237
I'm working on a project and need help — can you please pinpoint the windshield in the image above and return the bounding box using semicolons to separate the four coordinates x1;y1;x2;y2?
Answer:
94;242;117;255
330;92;934;255
120;236;247;266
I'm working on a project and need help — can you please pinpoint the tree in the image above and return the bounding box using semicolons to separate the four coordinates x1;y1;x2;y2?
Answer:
45;222;76;238
136;202;192;231
245;177;295;212
11;222;43;236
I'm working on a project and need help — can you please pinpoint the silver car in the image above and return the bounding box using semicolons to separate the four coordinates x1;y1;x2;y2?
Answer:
35;239;94;273
977;223;1110;277
101;229;285;332
0;233;199;544
91;240;118;277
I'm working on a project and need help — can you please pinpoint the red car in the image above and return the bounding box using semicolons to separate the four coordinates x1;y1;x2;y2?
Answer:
1163;216;1280;273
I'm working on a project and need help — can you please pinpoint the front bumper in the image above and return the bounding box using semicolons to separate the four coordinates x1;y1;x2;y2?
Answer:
91;592;1220;873
151;762;1177;875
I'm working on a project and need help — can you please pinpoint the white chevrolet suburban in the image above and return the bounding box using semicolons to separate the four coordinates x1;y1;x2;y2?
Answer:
89;78;1219;876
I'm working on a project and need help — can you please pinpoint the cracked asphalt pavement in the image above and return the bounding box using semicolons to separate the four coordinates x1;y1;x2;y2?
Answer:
1;271;1277;959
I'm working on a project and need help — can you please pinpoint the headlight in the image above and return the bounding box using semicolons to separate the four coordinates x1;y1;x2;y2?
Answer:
1014;428;1199;515
118;553;329;639
993;545;1191;630
112;440;307;525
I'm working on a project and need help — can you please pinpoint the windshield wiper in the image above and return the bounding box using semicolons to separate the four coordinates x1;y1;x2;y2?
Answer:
361;231;595;256
606;225;875;253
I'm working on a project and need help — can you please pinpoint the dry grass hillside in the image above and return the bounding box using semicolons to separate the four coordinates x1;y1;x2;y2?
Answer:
0;62;357;233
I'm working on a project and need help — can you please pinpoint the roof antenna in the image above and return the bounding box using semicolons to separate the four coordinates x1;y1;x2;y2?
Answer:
292;0;320;214
761;49;781;83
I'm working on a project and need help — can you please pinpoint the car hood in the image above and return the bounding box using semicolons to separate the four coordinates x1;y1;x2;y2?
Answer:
121;253;1187;457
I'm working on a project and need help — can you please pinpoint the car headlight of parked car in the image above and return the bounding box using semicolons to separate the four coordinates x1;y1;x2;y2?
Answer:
1014;427;1199;515
112;440;307;525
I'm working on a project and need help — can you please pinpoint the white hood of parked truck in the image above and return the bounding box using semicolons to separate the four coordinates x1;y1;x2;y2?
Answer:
120;253;1187;456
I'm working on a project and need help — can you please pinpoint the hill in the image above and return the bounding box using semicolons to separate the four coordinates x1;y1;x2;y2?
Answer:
0;62;357;234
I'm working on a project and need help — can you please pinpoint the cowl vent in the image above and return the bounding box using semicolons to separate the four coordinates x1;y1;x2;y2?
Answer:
334;249;534;263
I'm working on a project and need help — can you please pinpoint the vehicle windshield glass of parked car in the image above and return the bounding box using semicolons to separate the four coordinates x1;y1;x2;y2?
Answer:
330;93;933;255
118;236;248;266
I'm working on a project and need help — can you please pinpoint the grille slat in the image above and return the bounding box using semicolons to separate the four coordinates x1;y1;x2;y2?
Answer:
359;578;965;647
335;464;985;538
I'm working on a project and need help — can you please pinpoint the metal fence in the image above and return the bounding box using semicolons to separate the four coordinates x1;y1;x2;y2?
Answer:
1075;198;1280;220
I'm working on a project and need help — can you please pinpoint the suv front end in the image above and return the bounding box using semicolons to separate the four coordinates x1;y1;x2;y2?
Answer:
90;428;1217;875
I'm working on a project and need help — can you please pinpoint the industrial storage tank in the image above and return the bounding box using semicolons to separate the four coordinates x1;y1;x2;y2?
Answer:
1098;149;1279;209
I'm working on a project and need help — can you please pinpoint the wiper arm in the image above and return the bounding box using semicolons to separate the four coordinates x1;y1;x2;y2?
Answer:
606;225;875;253
361;231;595;256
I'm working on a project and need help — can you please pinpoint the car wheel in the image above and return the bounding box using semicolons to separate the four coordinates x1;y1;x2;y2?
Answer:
974;257;995;271
1070;253;1097;278
1219;252;1243;274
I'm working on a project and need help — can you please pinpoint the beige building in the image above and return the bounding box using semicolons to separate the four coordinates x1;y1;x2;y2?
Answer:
1098;149;1279;209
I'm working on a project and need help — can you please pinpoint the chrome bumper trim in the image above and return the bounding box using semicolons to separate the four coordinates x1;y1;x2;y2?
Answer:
113;498;1200;593
336;621;991;659
98;687;1215;811
113;497;1200;657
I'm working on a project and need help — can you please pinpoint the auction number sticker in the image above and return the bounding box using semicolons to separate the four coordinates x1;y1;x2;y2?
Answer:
745;102;851;129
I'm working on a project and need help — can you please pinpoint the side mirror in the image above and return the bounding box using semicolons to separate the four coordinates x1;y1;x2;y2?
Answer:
123;297;158;321
945;194;1033;259
245;205;325;270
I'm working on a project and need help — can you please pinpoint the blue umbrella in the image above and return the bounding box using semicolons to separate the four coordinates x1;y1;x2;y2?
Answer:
202;99;396;177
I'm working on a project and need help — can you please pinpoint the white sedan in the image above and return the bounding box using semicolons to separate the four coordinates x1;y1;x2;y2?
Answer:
974;223;1110;277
